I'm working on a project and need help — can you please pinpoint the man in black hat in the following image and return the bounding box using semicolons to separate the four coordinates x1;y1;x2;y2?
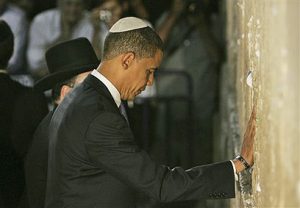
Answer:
0;20;48;208
45;17;256;208
25;37;99;208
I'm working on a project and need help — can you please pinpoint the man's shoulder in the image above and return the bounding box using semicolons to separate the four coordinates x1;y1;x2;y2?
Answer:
60;83;117;124
1;75;33;96
58;84;105;116
3;3;26;19
31;8;59;25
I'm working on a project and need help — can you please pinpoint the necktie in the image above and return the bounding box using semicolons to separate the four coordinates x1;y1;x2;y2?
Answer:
119;102;129;124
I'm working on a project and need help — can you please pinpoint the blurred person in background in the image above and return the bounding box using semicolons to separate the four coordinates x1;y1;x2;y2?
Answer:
155;0;222;164
27;0;103;80
25;38;98;208
27;0;131;80
90;0;129;58
0;20;48;208
8;0;56;20
152;1;223;207
127;0;149;20
0;0;28;74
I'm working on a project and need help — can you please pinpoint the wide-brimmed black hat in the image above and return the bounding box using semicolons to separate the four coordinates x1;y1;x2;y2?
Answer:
34;37;99;91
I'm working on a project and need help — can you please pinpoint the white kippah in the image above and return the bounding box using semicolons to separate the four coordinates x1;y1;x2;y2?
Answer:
109;17;151;33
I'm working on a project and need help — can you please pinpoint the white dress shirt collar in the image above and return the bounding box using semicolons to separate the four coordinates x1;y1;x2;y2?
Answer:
91;69;121;107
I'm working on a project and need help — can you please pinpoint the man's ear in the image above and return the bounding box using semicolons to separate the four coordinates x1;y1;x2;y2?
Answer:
121;52;135;69
60;85;72;101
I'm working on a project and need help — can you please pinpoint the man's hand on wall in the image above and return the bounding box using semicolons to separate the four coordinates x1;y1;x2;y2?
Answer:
234;107;256;173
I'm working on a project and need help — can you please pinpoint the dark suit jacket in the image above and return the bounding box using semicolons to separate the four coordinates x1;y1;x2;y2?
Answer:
25;111;54;208
45;74;235;208
0;73;48;208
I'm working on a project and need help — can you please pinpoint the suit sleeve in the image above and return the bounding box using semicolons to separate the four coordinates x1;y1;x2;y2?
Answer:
85;112;235;202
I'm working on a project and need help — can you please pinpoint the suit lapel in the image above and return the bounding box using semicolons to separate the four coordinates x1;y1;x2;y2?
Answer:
84;74;120;113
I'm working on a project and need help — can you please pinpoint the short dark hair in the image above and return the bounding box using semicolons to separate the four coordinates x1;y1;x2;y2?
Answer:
102;26;163;61
0;20;14;69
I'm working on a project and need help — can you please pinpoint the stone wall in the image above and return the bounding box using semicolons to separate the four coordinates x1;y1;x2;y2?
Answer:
216;0;300;207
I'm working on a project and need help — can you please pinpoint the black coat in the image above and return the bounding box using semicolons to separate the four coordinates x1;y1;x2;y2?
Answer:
0;73;48;208
45;74;235;208
25;111;53;208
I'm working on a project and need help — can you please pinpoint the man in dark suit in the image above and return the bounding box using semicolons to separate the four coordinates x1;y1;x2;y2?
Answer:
45;17;256;208
25;38;99;208
0;20;48;208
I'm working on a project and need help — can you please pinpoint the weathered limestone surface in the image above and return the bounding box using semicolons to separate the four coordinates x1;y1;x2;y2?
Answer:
216;0;300;207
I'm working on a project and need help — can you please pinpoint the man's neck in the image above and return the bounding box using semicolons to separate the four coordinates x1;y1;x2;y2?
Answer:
97;62;123;94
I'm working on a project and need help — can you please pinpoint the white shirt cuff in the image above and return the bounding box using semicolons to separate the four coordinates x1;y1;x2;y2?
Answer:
230;160;239;181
